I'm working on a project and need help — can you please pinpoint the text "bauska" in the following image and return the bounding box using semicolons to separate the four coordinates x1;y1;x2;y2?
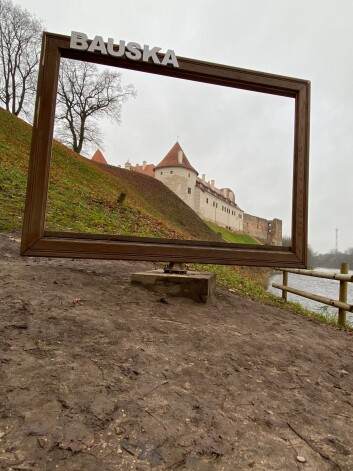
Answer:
70;31;179;68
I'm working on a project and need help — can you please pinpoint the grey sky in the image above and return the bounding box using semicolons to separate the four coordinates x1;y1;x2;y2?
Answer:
15;0;353;253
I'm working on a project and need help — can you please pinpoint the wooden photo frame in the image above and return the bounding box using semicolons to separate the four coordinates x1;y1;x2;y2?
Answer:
21;32;310;267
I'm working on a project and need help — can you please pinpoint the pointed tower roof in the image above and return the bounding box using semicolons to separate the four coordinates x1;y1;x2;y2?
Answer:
91;149;108;164
154;142;198;174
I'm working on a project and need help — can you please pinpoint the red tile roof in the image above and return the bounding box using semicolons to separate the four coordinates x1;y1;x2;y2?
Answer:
91;149;108;164
154;142;198;174
131;163;156;178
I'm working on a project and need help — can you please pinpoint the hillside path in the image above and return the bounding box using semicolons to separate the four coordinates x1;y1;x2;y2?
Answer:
1;232;353;471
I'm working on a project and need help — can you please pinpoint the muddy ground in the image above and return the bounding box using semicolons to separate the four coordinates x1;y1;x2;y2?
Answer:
0;232;353;471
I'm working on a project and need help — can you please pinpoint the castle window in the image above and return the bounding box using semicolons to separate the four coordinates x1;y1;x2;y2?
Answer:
160;171;163;175
170;170;173;174
206;198;208;203
213;202;215;207
188;173;190;177
216;203;218;208
188;187;191;194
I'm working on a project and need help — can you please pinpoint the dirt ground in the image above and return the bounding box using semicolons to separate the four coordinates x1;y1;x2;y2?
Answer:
1;232;353;471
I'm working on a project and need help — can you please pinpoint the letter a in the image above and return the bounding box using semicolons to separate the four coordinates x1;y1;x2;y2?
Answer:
70;31;88;51
161;50;179;68
88;35;108;55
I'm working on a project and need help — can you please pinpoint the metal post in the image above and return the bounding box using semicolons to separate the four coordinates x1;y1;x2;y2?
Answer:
164;262;187;274
338;262;349;327
282;271;288;301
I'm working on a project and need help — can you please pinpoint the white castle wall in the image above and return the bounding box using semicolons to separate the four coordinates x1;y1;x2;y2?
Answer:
155;166;244;232
129;148;282;244
196;187;243;231
155;166;197;210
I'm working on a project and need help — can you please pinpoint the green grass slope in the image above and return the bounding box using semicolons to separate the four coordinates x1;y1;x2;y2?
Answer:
87;160;221;241
0;108;220;242
205;221;259;245
0;111;29;231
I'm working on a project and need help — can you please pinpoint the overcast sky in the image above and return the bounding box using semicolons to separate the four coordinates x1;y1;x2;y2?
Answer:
15;0;353;253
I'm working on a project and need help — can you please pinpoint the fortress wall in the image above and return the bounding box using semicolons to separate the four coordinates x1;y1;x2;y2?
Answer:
267;218;282;246
155;167;197;210
196;187;244;231
243;213;282;245
194;184;201;214
153;160;281;246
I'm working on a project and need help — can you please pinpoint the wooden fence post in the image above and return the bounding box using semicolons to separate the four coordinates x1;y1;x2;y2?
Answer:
338;262;349;327
282;271;288;301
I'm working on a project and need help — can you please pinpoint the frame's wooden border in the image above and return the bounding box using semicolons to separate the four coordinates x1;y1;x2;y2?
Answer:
21;32;310;267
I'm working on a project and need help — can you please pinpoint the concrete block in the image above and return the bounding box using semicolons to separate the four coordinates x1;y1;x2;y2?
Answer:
131;269;216;303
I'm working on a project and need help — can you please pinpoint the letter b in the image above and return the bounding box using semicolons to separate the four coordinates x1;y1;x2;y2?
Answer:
70;31;88;51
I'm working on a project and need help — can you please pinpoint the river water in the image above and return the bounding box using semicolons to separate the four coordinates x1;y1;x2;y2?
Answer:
268;268;353;326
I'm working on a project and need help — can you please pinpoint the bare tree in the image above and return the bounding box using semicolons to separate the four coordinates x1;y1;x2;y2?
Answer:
0;0;43;118
55;59;136;155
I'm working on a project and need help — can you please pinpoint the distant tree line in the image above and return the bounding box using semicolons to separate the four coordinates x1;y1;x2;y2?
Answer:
0;0;135;154
282;236;353;269
310;248;353;270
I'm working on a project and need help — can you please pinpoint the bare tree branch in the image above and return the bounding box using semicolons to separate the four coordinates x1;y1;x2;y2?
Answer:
0;0;43;119
54;60;136;155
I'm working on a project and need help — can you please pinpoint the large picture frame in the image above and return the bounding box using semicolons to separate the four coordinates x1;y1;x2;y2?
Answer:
21;32;310;267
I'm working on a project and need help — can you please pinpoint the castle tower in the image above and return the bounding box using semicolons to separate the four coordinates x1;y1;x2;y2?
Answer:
91;149;108;164
267;218;282;246
154;142;198;210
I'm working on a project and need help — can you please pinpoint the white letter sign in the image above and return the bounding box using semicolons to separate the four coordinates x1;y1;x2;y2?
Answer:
70;31;179;68
70;31;88;51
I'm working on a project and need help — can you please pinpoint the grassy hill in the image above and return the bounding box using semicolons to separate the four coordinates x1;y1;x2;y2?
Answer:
0;107;220;242
205;221;258;245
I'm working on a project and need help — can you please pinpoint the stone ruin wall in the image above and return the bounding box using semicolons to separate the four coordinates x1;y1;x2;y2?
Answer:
243;214;282;246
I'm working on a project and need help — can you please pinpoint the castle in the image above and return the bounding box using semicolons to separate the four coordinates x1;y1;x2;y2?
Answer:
91;143;282;245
